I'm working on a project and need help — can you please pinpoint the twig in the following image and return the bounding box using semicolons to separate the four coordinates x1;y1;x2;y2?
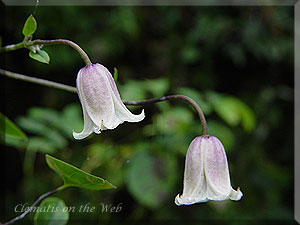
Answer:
3;187;62;225
0;39;92;65
0;68;208;135
124;96;208;135
0;68;77;93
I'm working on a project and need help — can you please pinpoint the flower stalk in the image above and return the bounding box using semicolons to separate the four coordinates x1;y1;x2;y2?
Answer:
0;68;207;135
0;39;92;65
125;95;208;136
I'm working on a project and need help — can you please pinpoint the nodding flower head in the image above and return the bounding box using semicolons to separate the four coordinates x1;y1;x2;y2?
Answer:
73;63;145;140
175;136;242;205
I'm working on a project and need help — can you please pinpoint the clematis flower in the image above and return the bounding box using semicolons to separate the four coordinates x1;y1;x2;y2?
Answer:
73;63;145;140
175;136;242;205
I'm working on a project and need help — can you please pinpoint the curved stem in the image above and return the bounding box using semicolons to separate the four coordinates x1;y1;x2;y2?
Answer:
0;68;208;135
3;186;63;225
31;39;92;65
0;39;92;66
124;96;208;136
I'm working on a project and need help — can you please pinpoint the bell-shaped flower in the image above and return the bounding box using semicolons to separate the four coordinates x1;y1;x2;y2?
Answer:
73;63;145;140
175;136;242;205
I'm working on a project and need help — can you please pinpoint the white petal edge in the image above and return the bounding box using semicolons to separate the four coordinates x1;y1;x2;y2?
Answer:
72;106;100;140
73;68;101;140
175;187;242;206
175;194;209;206
229;187;243;201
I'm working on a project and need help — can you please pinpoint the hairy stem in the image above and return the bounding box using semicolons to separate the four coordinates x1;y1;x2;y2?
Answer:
0;39;92;65
0;42;25;52
0;69;208;135
3;186;64;225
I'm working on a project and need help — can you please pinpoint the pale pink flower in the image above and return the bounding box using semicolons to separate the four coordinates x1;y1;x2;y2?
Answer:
73;63;145;140
175;136;242;205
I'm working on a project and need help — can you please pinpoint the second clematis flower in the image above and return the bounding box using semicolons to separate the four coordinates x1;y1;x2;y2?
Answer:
73;63;145;140
175;136;243;205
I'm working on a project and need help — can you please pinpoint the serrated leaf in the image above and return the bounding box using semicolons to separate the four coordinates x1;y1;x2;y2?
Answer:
34;197;69;225
46;154;116;190
22;15;37;36
29;50;50;64
0;112;27;143
113;67;118;83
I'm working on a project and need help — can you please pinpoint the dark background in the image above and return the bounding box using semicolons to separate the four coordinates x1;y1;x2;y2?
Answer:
1;4;296;225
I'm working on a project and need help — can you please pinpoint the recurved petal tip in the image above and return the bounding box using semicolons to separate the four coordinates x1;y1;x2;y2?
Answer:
229;187;243;201
175;194;182;206
175;194;209;206
72;129;95;140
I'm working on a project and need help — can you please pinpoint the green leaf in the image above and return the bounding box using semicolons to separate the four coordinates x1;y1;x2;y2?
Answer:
29;50;50;64
209;93;240;126
34;197;69;225
125;152;177;208
238;101;256;132
0;112;27;142
27;137;57;154
113;67;118;83
17;116;67;152
207;120;235;151
154;107;193;135
208;92;256;132
144;78;169;98
119;80;146;101
46;154;116;190
59;104;83;138
22;14;37;36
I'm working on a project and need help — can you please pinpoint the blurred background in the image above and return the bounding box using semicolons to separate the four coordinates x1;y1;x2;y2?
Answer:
1;4;295;225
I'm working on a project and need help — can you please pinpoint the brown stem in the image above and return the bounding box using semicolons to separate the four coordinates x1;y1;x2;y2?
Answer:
0;39;92;66
124;95;208;136
31;39;92;65
0;69;208;135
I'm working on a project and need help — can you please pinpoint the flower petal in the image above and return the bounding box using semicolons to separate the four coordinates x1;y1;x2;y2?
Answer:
175;136;243;206
229;187;243;201
95;63;145;125
73;68;101;140
73;104;99;140
96;63;122;101
79;65;115;129
113;93;145;122
205;136;240;201
73;63;146;139
175;137;208;205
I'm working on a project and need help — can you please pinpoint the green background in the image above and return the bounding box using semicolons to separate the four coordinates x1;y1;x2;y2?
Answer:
1;4;295;225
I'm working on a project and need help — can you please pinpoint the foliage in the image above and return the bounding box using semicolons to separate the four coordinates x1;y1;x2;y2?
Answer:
34;197;69;225
46;154;116;190
2;5;294;225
